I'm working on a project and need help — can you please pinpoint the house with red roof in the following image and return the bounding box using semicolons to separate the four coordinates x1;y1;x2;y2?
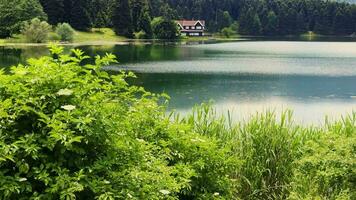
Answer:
176;20;205;36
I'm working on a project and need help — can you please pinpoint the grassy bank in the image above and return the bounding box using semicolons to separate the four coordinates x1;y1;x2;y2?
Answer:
0;28;127;46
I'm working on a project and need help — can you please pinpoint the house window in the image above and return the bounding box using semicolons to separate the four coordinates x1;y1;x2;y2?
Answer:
184;26;187;29
191;26;195;29
196;26;202;30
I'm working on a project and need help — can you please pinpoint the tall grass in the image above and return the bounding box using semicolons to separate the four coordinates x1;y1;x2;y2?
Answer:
176;103;355;199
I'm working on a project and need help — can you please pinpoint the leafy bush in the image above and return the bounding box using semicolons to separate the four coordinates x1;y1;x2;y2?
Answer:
151;17;179;39
134;31;147;39
48;33;61;41
220;27;236;38
0;45;238;199
21;18;51;43
56;23;75;42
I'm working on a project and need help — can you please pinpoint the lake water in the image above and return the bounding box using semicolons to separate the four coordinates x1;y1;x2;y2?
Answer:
1;40;356;125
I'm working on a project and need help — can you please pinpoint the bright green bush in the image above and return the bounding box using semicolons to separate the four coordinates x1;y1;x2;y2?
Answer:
0;45;238;199
21;18;51;43
56;23;75;42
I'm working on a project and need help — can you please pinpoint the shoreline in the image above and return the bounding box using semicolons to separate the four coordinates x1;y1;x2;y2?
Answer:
1;34;356;47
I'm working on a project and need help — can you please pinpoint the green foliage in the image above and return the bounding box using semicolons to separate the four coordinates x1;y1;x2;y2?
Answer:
113;0;133;38
239;8;262;35
56;23;75;42
184;104;355;199
89;0;116;28
134;31;147;39
70;0;92;31
264;11;279;35
21;18;51;43
0;46;238;199
220;27;235;38
48;33;61;41
0;0;47;38
39;0;66;25
151;17;179;39
290;114;356;200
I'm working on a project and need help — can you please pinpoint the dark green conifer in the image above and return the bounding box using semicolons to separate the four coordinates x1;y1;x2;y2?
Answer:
113;0;133;37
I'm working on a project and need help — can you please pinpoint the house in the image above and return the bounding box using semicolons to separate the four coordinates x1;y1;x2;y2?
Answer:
176;20;205;36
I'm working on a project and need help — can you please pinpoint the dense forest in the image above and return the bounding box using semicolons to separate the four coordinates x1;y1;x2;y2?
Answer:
1;0;356;38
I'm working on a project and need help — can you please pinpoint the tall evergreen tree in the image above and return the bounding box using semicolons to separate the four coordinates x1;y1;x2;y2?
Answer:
113;0;133;37
296;10;308;34
140;11;153;38
39;0;65;25
131;0;149;32
70;0;92;30
264;11;279;35
239;8;262;35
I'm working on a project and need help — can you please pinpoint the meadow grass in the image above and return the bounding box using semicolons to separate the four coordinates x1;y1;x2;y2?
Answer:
178;103;355;199
0;28;127;45
73;28;126;43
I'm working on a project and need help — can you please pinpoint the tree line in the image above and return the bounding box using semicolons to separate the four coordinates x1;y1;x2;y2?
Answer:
1;0;356;39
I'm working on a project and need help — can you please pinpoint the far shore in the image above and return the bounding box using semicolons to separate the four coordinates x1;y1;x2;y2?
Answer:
1;29;356;47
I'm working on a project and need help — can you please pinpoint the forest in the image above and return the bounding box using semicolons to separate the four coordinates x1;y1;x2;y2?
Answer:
42;0;356;35
0;0;356;38
1;0;356;39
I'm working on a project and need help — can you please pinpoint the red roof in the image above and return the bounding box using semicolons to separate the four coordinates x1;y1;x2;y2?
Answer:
176;20;205;27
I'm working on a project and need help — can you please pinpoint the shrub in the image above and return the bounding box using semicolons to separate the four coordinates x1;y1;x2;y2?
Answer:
48;33;61;41
220;27;236;38
56;23;75;42
151;17;179;39
134;31;147;39
0;45;238;199
21;18;51;43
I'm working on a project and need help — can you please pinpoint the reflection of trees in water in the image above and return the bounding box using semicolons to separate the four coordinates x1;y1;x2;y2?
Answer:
0;47;23;68
0;43;204;69
0;46;49;69
79;44;202;64
132;73;356;109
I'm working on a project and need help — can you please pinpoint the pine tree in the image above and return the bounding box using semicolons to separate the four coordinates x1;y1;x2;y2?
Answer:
70;0;92;31
140;11;153;38
296;10;307;34
264;11;279;35
239;8;261;35
251;13;262;35
113;0;133;38
39;0;65;25
131;0;149;32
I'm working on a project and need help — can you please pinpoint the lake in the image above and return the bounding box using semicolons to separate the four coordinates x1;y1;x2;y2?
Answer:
1;40;356;125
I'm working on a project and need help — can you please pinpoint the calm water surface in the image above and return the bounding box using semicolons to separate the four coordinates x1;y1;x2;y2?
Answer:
1;40;355;125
